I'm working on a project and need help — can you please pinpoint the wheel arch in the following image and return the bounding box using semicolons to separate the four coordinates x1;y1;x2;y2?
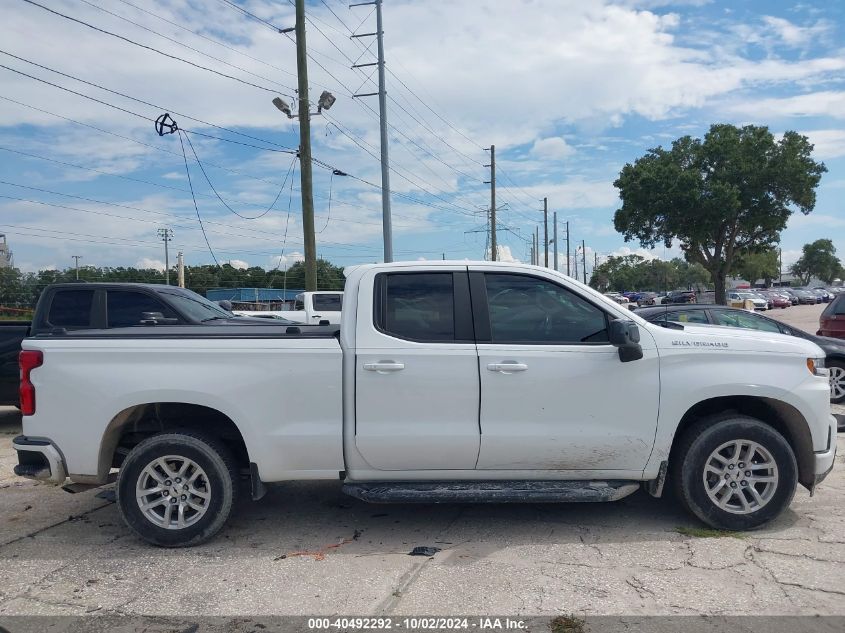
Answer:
669;395;815;490
98;402;250;483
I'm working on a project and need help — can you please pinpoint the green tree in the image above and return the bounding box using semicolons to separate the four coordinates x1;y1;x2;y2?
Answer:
733;248;780;286
276;259;345;291
589;256;709;293
790;239;844;285
613;124;826;304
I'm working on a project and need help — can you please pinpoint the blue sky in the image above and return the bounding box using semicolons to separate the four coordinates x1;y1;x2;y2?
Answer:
1;0;844;277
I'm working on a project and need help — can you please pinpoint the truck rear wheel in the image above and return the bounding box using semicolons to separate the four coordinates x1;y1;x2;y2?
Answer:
116;431;238;547
673;415;797;531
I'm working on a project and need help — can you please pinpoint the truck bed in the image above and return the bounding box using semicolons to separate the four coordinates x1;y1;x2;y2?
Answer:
22;324;344;482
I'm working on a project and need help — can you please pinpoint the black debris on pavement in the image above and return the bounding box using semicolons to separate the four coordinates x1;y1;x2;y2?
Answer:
408;546;441;557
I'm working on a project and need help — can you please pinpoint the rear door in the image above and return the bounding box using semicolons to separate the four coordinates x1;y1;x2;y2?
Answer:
472;268;660;472
354;269;480;470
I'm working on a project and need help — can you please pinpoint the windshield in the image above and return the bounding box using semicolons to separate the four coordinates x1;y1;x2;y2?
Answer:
160;290;233;322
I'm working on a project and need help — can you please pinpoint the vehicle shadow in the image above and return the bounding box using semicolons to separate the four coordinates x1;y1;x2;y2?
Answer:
203;479;802;559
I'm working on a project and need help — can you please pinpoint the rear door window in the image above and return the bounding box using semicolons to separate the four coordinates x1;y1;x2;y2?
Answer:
47;289;95;328
107;291;177;327
376;273;456;342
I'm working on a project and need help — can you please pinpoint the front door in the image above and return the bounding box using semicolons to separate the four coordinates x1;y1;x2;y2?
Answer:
355;270;480;470
472;269;660;472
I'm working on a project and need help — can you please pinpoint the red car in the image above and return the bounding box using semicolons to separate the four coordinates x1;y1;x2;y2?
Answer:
819;294;845;338
762;291;790;309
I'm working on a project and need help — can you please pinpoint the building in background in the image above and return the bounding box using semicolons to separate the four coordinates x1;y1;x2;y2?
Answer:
0;235;12;268
205;287;304;311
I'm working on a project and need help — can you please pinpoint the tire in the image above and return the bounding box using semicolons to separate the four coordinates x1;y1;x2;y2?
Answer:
117;431;238;547
828;361;845;404
673;415;797;531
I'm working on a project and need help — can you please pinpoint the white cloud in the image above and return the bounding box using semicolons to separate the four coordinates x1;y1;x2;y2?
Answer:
530;137;575;160
227;259;249;270
802;129;845;160
760;15;830;48
267;252;304;270
728;91;845;120
609;246;660;261
485;245;520;263
136;257;165;271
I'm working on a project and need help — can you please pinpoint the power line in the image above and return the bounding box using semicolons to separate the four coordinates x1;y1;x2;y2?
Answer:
78;0;297;94
0;51;477;224
19;0;294;97
113;0;298;81
216;0;285;33
182;133;297;220
0;50;298;151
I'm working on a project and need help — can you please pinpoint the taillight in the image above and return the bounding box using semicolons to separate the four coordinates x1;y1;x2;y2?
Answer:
19;350;43;416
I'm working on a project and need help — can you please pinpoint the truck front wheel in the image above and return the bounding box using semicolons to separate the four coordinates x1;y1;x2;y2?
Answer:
116;431;238;547
673;415;797;531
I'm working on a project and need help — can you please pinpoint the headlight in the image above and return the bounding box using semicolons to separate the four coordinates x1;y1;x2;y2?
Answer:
807;357;829;377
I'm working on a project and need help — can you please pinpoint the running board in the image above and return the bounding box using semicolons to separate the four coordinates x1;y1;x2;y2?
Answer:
342;480;640;504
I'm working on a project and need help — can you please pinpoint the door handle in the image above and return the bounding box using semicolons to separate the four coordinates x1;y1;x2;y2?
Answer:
363;361;405;373
487;361;528;373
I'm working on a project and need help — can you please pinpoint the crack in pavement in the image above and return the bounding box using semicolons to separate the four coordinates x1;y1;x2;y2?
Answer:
0;501;115;550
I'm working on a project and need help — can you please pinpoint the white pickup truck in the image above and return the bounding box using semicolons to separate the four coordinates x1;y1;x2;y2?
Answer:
234;291;343;324
13;262;836;547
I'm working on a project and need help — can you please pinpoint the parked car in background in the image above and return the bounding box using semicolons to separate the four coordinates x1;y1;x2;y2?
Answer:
636;292;658;306
819;294;845;340
665;290;696;304
810;288;832;303
638;304;845;403
604;292;630;306
0;283;297;406
760;291;790;309
728;291;768;310
235;291;343;325
793;289;819;305
0;321;30;406
777;288;800;305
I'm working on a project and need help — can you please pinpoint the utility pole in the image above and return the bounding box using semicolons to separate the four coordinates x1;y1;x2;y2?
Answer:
581;239;587;284
565;221;570;276
177;251;185;288
484;145;497;261
71;255;82;280
543;197;549;268
535;226;540;266
553;212;558;272
295;0;317;289
595;252;598;270
779;248;783;285
157;228;173;285
573;244;578;279
351;0;392;262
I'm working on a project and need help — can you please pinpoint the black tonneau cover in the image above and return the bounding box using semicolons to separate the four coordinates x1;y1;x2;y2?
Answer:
31;324;340;340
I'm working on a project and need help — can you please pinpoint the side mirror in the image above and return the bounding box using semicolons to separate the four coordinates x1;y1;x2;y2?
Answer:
609;320;643;363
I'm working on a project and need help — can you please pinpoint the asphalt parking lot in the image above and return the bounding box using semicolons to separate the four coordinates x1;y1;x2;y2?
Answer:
0;302;843;620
